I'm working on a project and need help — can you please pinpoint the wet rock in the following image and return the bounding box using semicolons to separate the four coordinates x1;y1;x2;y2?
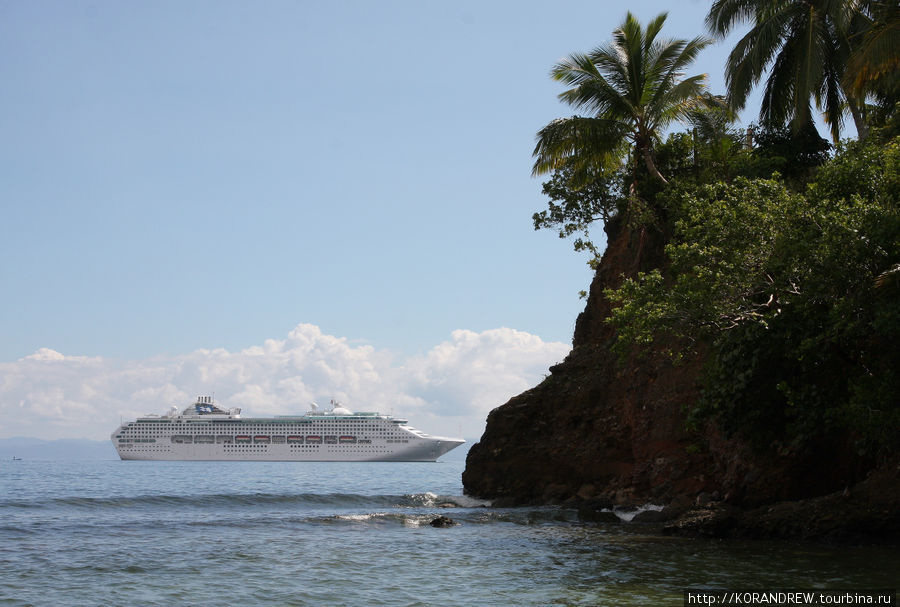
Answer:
695;492;713;507
576;484;598;501
584;497;615;510
661;461;900;543
663;503;740;538
577;506;621;524
488;497;521;508
631;509;672;523
429;515;455;528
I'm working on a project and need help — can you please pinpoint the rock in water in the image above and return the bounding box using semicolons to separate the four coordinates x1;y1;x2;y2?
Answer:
429;515;455;528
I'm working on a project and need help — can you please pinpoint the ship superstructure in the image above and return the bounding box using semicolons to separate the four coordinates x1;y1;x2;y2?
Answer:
112;396;464;462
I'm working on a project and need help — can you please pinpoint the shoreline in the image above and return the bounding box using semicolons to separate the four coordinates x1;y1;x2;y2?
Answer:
475;457;900;545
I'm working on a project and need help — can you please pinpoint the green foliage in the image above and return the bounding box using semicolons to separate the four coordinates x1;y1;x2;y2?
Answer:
807;136;896;201
606;138;900;455
532;162;626;262
648;118;832;190
606;177;801;343
706;0;865;141
684;98;747;182
654;132;696;181
746;122;831;183
534;118;753;263
866;100;900;141
604;268;669;351
527;6;900;459
725;123;832;187
532;12;713;195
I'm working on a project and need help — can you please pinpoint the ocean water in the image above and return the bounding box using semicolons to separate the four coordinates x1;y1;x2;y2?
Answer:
1;456;897;607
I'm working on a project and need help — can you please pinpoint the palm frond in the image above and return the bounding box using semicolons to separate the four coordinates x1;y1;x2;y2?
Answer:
642;12;669;48
712;0;868;139
792;3;823;127
650;75;711;129
534;12;710;186
844;6;900;97
760;32;803;127
648;36;714;112
615;15;647;110
706;0;765;37
815;19;848;140
723;13;787;111
554;52;634;118
532;117;630;176
551;52;603;88
819;62;845;141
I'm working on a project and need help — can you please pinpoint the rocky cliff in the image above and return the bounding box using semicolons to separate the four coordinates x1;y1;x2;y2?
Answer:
462;218;897;541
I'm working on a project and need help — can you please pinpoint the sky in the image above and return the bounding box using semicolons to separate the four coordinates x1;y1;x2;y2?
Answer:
1;0;757;441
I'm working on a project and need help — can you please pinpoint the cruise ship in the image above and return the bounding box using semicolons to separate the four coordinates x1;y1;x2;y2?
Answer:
112;396;465;462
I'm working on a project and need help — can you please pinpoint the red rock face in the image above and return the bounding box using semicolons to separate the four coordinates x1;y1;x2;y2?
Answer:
463;221;714;505
462;221;874;508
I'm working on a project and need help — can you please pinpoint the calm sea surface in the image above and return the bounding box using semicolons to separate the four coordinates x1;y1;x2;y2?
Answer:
1;454;897;606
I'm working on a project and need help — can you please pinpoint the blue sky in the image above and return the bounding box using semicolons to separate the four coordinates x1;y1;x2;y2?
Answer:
0;1;758;439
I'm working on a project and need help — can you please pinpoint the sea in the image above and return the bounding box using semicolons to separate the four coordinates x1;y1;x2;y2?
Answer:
2;450;897;607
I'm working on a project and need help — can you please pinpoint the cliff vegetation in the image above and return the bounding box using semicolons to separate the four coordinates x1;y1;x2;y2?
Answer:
462;5;900;541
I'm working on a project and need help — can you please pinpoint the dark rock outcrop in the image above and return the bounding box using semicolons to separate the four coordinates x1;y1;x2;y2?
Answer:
429;515;456;528
463;221;713;505
462;220;898;542
665;458;900;542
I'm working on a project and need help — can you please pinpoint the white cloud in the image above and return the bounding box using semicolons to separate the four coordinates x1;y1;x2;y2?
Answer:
0;324;569;441
403;328;568;416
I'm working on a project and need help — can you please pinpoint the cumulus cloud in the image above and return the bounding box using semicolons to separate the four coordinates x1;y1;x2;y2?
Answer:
0;324;569;441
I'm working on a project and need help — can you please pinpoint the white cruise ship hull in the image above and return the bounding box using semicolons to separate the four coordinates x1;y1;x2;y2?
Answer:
112;397;465;462
114;438;462;462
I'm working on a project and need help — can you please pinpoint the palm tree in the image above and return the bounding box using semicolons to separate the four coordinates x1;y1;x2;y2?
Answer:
844;0;899;108
706;0;867;141
532;12;713;195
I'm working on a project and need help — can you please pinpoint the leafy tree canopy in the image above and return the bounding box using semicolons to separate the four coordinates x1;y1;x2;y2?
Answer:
604;137;900;454
532;161;626;265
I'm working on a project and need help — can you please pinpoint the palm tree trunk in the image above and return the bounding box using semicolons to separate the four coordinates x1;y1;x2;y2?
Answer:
848;101;869;141
641;147;669;184
630;149;640;198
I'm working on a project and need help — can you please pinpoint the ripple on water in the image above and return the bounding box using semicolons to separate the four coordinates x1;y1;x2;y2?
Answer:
2;460;897;606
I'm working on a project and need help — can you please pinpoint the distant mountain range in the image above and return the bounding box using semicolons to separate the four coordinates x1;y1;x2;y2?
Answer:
0;437;118;461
